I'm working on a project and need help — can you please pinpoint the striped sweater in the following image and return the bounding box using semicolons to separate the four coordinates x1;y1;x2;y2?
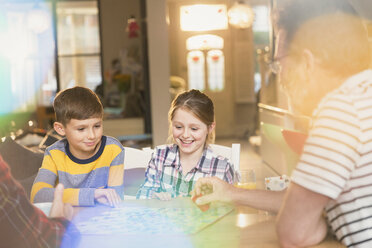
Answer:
31;136;124;206
291;69;372;247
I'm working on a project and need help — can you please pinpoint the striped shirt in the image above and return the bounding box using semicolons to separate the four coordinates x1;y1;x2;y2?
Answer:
291;69;372;247
136;144;236;199
0;155;80;247
31;136;124;206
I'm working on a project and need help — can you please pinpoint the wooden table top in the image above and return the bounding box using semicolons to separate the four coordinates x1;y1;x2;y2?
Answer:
68;198;345;248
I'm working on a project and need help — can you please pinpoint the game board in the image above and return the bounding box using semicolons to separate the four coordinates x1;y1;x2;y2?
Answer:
73;204;233;235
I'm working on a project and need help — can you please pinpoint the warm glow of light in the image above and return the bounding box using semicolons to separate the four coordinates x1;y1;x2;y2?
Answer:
27;7;51;34
186;35;224;51
0;32;32;59
236;213;251;228
180;4;228;31
228;2;255;29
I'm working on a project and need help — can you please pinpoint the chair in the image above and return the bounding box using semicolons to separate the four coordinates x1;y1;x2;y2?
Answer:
281;129;308;155
123;147;153;199
260;122;301;175
209;143;241;172
124;147;153;170
142;144;241;171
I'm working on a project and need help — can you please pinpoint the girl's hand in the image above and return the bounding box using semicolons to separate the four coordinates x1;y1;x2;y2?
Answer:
153;192;172;201
94;189;121;207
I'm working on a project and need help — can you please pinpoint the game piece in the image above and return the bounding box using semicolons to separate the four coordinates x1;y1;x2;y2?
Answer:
191;194;210;212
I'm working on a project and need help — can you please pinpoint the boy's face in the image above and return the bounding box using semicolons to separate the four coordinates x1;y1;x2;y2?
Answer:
54;117;103;159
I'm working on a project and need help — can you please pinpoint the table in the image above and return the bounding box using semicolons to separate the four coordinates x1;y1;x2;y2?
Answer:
34;197;344;248
34;160;345;248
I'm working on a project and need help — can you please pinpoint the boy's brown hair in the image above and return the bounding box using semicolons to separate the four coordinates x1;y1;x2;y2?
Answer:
53;86;103;125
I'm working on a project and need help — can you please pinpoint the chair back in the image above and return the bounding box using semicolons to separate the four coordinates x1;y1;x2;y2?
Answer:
123;147;154;199
124;147;153;170
209;143;241;171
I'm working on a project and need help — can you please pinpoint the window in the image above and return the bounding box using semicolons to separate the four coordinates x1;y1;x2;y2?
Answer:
0;2;55;113
207;50;224;92
186;35;225;92
187;50;205;91
252;5;270;93
57;1;101;91
0;0;101;115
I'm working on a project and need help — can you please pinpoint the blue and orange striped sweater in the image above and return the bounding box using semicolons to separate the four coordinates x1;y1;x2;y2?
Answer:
31;136;124;206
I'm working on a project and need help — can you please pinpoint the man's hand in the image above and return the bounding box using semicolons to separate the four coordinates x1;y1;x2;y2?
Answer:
94;189;121;207
192;177;234;205
49;184;73;221
153;192;172;201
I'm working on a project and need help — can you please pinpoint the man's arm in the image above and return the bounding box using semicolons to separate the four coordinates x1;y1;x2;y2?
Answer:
193;177;286;213
276;182;330;248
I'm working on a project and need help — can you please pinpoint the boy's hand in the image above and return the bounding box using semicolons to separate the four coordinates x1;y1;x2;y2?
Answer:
49;184;73;221
153;192;172;201
192;177;233;205
94;189;121;207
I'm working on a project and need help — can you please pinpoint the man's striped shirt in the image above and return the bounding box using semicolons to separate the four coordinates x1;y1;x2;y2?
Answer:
292;69;372;247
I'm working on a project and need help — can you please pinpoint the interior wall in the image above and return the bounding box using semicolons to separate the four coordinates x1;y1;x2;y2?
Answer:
146;0;172;146
100;0;142;78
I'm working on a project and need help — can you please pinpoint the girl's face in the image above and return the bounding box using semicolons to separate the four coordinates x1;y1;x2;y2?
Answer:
171;108;213;157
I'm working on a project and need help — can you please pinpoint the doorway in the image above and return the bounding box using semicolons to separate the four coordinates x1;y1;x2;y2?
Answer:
168;1;235;137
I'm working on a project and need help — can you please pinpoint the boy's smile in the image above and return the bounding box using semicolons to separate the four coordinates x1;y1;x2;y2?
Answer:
55;117;103;160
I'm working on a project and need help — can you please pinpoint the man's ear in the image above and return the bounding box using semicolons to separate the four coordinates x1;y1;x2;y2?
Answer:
53;122;66;136
302;49;316;76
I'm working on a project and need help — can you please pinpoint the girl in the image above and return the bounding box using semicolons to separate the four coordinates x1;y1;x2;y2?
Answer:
136;89;236;200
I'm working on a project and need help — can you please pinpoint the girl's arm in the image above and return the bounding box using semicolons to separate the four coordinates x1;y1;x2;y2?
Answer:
136;151;162;199
223;160;236;184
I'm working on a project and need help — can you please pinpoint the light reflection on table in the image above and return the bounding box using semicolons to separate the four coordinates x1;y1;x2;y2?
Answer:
35;198;344;248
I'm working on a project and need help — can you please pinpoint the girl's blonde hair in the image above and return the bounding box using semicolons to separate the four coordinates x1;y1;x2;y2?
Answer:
167;89;215;145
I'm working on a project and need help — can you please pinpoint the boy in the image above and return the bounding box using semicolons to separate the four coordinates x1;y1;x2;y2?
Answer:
31;86;124;207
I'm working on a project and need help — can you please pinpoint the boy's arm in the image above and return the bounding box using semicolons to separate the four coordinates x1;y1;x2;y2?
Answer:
31;153;95;206
107;147;125;198
31;154;58;203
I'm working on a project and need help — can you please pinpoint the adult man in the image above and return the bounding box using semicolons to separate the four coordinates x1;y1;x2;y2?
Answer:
193;0;372;247
0;155;79;247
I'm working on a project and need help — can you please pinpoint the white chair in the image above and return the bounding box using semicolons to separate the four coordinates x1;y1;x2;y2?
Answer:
141;144;241;171
209;143;241;172
123;147;153;200
124;147;153;170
